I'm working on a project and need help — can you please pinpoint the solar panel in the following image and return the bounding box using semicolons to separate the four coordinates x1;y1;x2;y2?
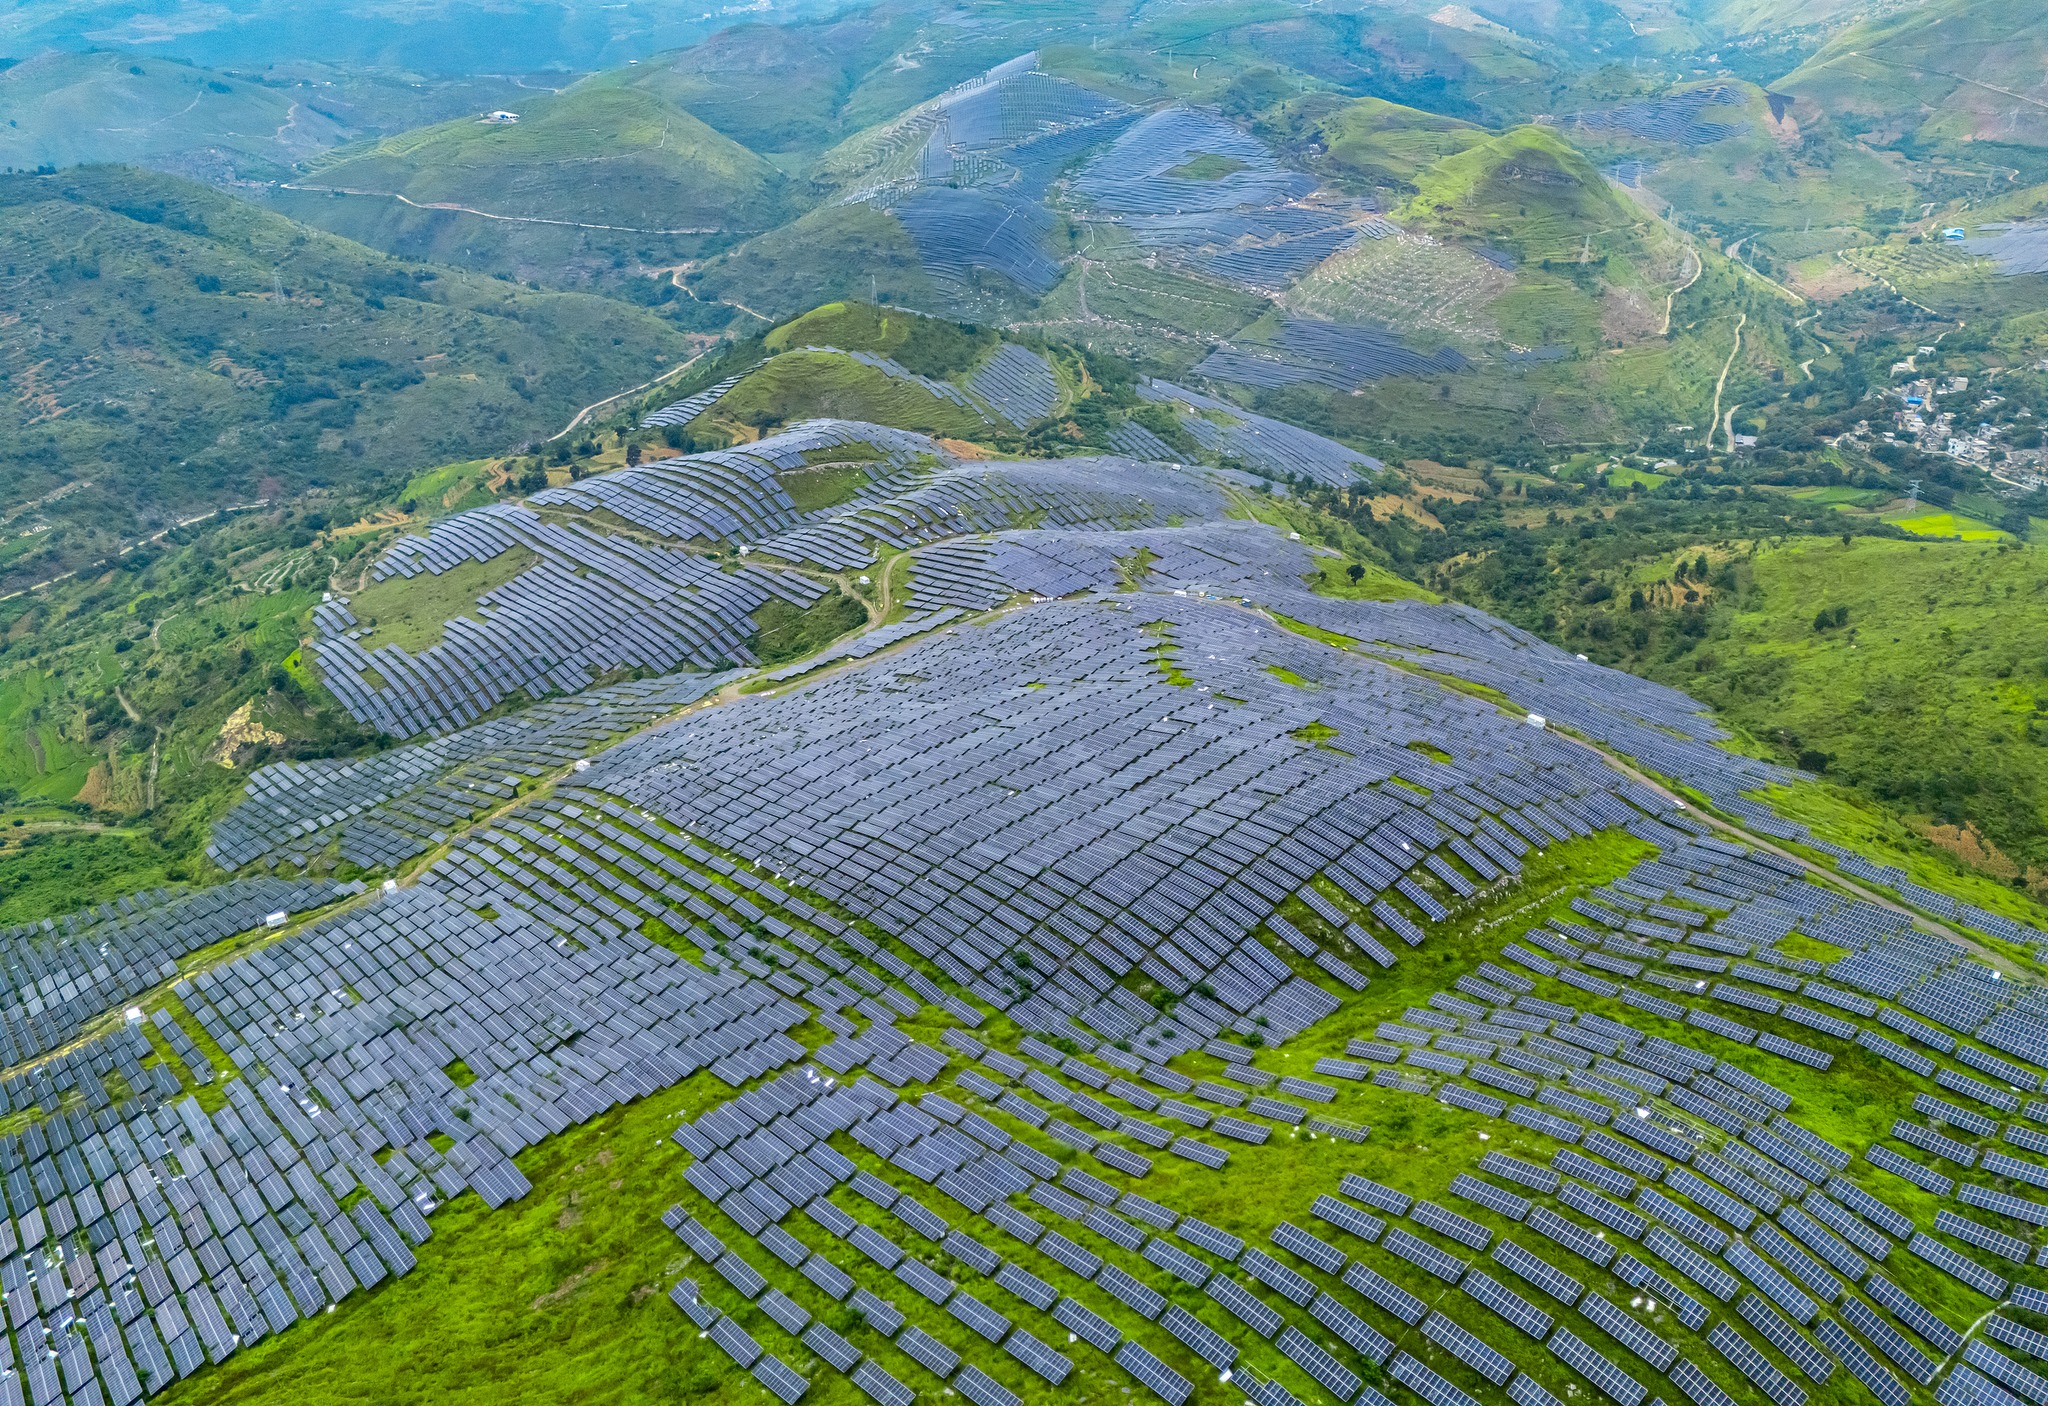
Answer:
1389;1350;1483;1406
1826;1178;1916;1244
1527;1206;1614;1268
1097;1264;1165;1319
1312;1194;1386;1244
1160;1305;1236;1368
1340;1175;1412;1215
896;1258;956;1305
1342;1260;1427;1324
1815;1317;1910;1406
753;1354;811;1404
1938;1208;2032;1262
1559;1182;1646;1240
1180;1217;1245;1260
1727;1241;1818;1324
710;1316;764;1368
1909;1231;2009;1298
1555;1149;1635;1199
1414;1200;1492;1250
1462;1268;1553;1338
1241;1248;1317;1305
1492;1238;1583;1304
995;1262;1057;1311
1037;1230;1102;1280
801;1323;861;1371
1708;1323;1805;1406
1865;1272;1965;1354
1115;1340;1192;1406
1970;1168;2048;1219
948;1290;1011;1342
1208;1276;1283;1338
1278;1324;1364;1400
1004;1328;1073;1384
1750;1223;1844;1301
852;1360;915;1406
1384;1228;1468;1282
1453;1173;1531;1222
1311;1290;1394;1362
1482;1153;1562;1194
1608;1254;1709;1331
1580;1291;1677;1371
1669;1358;1738;1406
1843;1295;1939;1383
1986;1314;2048;1363
1053;1295;1121;1351
1547;1327;1647;1406
1421;1311;1516;1384
759;1288;813;1335
954;1365;1020;1406
899;1325;962;1377
1272;1221;1347;1273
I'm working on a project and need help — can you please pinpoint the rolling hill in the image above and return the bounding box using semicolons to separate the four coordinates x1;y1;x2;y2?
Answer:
0;50;346;181
273;80;805;286
0;165;692;589
1291;95;1490;192
0;52;560;181
1779;0;2048;150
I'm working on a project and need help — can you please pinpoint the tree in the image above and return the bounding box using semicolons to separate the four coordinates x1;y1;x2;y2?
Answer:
1347;563;1365;584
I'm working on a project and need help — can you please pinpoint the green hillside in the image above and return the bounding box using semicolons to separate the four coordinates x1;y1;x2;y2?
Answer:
1649;533;2048;885
1400;125;1647;259
0;165;691;590
1293;123;1707;360
689;201;947;324
0;50;344;180
623;17;904;156
1289;95;1489;192
1780;0;2048;149
710;349;994;441
285;81;803;284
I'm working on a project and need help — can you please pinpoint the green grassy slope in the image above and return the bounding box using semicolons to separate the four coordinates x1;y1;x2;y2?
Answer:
1295;122;1707;361
711;350;994;440
624;7;927;157
0;51;343;180
0;166;692;589
1779;0;2048;149
1283;94;1490;192
689;202;948;323
1652;532;2048;880
1554;79;1921;238
285;80;803;282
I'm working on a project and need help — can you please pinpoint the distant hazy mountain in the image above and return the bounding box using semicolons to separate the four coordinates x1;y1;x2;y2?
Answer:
0;0;845;74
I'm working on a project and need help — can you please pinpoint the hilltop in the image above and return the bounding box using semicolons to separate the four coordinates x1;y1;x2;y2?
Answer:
274;82;803;287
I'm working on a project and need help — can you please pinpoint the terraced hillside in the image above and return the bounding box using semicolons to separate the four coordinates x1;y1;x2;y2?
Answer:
0;408;2035;1406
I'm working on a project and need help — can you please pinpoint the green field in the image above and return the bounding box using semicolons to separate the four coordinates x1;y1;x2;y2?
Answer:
1888;509;2006;539
345;550;536;653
